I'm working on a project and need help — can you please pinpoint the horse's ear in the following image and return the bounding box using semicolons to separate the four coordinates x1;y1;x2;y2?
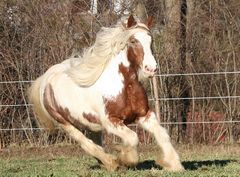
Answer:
127;15;137;28
145;16;154;29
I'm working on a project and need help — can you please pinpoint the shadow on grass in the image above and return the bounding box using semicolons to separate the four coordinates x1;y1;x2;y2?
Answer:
90;160;161;171
90;159;237;171
129;159;237;171
134;160;161;170
182;159;237;170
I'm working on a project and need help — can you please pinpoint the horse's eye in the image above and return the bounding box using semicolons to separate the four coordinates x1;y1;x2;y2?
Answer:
130;39;137;44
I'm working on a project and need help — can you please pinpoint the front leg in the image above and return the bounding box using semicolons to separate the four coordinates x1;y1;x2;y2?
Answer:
104;117;139;167
137;110;184;171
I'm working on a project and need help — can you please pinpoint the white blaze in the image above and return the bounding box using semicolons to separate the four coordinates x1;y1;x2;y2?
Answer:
134;32;157;77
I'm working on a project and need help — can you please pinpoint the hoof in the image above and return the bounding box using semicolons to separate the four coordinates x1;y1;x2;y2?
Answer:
114;145;139;167
103;157;119;171
157;159;185;172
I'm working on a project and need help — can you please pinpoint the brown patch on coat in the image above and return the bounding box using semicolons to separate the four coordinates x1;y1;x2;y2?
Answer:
127;36;144;70
43;84;83;129
104;63;149;126
82;112;101;125
104;34;152;126
109;117;124;127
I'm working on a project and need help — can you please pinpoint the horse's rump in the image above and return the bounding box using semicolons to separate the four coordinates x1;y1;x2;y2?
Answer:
29;59;104;132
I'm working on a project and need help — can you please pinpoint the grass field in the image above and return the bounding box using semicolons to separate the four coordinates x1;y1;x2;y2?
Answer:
0;144;240;177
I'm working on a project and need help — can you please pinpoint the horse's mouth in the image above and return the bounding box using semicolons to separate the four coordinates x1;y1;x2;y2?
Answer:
141;65;157;78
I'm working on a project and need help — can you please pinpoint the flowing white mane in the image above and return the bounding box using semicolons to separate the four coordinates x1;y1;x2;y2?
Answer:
67;22;149;87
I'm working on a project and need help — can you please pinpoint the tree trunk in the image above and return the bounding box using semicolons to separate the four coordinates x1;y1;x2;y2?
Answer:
91;0;98;14
164;0;190;142
186;0;194;143
178;0;190;142
164;0;181;140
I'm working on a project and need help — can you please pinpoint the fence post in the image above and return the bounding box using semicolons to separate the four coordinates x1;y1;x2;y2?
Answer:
152;76;161;122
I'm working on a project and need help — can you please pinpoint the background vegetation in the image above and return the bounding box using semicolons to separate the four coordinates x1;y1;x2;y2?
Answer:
0;0;240;148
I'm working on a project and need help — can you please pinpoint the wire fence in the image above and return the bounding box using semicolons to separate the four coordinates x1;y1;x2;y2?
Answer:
1;70;240;84
0;71;240;144
1;71;240;132
0;120;240;132
2;95;240;107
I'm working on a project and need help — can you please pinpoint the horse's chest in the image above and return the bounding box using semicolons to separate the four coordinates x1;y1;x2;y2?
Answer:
104;80;149;124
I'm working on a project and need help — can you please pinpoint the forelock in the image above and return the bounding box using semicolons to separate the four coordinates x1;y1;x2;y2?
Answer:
133;32;152;46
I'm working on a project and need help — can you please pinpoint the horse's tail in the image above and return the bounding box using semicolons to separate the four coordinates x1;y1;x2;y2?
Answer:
28;76;56;133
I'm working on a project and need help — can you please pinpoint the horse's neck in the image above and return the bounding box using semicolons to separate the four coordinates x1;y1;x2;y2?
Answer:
114;50;139;80
93;50;129;97
102;50;129;75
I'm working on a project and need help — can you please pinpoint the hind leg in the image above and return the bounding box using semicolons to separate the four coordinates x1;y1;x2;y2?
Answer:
85;130;103;164
104;117;139;167
138;111;184;171
61;124;119;171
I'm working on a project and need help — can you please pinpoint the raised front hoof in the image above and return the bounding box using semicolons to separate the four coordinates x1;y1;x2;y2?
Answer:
157;159;185;172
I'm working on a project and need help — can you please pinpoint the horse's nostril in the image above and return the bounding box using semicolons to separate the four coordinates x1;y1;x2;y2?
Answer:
144;65;157;73
145;66;150;71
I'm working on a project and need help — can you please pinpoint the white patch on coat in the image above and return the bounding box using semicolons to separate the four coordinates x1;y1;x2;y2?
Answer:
46;72;104;131
94;50;129;100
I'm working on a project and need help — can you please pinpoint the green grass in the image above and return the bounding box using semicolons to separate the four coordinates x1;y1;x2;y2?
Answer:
0;144;240;177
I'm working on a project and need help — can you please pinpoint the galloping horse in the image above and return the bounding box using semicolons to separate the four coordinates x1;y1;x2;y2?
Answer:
28;15;184;171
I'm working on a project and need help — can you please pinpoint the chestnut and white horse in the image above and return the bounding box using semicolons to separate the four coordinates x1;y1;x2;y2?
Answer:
28;15;184;171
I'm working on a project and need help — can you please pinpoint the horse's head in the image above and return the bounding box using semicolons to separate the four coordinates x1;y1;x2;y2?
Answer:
125;15;157;78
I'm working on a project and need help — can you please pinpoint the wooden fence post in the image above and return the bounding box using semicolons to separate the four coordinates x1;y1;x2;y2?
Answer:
152;76;161;122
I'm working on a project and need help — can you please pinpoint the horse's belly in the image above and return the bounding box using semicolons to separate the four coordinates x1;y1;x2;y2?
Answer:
46;73;105;131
